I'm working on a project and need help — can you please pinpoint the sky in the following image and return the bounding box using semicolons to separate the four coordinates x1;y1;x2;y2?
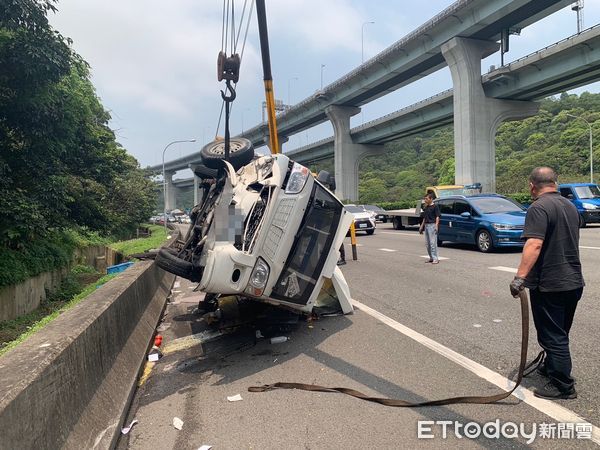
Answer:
48;0;600;176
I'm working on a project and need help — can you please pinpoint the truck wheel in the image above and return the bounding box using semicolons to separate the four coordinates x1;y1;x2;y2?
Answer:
200;137;255;170
155;248;201;282
392;217;404;230
476;230;493;253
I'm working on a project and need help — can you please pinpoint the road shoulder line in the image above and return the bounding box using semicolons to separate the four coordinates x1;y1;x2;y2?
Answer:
351;298;600;445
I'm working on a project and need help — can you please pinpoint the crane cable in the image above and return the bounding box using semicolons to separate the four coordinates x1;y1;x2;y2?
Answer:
214;0;254;141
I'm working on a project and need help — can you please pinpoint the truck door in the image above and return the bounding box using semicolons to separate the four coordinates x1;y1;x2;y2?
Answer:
559;187;575;200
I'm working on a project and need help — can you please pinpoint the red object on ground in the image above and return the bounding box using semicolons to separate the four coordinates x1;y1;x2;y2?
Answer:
154;335;163;347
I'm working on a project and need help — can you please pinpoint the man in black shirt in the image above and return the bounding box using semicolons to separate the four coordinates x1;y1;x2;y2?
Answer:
419;193;441;264
510;167;584;400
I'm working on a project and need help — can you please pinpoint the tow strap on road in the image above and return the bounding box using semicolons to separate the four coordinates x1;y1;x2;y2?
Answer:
249;291;538;407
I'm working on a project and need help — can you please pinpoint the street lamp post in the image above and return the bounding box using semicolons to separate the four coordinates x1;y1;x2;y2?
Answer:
162;139;196;235
362;21;375;63
320;64;326;90
566;114;594;183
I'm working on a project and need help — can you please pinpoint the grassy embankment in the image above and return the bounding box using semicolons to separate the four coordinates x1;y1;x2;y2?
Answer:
0;225;169;355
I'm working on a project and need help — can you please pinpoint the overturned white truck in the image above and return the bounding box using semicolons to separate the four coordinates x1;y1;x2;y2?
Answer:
156;138;354;320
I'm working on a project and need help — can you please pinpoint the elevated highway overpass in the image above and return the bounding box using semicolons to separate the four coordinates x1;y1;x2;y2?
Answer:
288;25;600;163
239;0;572;148
152;0;588;206
156;25;600;206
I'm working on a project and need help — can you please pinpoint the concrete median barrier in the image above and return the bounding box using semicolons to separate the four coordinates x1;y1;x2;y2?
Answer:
0;260;175;450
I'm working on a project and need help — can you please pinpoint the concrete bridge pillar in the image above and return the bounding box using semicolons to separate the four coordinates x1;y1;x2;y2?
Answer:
326;105;383;202
441;37;539;193
164;170;177;211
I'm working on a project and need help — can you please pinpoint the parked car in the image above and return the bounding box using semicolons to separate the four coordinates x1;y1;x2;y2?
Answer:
345;205;376;235
359;204;387;222
558;183;600;227
435;194;526;252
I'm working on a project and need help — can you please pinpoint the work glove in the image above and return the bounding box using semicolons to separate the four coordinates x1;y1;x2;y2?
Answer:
509;276;526;297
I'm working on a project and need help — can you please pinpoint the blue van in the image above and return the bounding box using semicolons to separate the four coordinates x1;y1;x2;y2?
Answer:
435;194;526;252
558;183;600;227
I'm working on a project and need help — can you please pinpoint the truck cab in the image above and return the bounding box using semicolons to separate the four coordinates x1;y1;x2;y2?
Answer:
558;183;600;227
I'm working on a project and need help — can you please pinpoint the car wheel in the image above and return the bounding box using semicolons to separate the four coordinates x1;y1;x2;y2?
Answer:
476;230;493;253
437;239;443;247
580;216;587;228
155;248;201;282
366;229;375;235
200;137;255;170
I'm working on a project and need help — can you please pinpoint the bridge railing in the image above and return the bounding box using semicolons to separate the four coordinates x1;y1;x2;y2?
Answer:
490;24;600;71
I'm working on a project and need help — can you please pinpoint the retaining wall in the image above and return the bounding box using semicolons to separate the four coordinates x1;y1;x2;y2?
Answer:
0;259;175;449
0;245;121;322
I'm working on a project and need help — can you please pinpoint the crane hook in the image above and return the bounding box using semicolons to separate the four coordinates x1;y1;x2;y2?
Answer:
221;79;236;102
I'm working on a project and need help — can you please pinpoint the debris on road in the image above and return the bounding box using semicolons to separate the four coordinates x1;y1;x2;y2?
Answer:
198;446;213;450
270;336;289;344
172;417;184;430
227;394;243;402
121;419;138;435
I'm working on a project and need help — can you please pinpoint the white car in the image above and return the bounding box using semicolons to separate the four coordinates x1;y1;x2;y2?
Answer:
345;205;376;235
156;139;354;317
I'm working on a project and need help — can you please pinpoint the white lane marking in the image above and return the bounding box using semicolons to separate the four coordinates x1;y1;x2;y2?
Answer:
379;248;397;252
580;245;600;250
419;255;449;260
381;231;420;237
489;266;517;273
493;319;503;323
351;299;600;444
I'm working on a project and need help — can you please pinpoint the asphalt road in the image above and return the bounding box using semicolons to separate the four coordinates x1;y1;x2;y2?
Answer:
118;223;599;449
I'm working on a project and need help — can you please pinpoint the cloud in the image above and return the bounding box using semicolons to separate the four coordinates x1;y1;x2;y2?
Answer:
51;0;262;119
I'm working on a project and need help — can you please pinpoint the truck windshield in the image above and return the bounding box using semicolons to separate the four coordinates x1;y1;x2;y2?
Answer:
437;188;468;198
271;185;343;305
574;185;600;199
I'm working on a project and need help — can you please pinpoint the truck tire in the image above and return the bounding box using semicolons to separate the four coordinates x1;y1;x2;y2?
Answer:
392;217;404;230
200;137;255;170
155;248;201;282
